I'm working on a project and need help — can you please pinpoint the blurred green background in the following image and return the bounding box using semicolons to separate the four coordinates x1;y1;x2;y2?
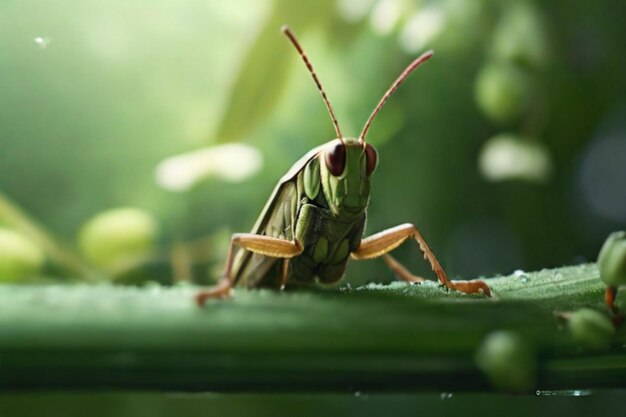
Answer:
0;0;625;284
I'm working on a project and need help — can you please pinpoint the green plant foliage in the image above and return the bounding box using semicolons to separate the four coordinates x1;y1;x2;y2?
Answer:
0;264;623;392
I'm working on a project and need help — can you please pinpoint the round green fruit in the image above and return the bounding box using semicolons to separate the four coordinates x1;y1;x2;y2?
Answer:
598;231;626;287
475;330;536;392
78;208;159;270
475;63;532;123
0;228;45;282
567;308;615;350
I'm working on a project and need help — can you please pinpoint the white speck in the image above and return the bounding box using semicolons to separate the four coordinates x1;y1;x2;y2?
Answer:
34;36;51;49
155;143;263;192
440;392;453;400
354;391;361;397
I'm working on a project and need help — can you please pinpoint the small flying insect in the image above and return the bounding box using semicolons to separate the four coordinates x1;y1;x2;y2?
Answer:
196;26;491;306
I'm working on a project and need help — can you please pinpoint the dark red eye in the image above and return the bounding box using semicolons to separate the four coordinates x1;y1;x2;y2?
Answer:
364;143;378;177
325;141;346;176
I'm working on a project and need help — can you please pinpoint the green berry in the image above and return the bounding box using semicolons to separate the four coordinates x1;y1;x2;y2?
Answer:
78;208;159;270
567;308;615;350
598;231;626;287
474;63;532;123
0;228;45;282
475;330;535;392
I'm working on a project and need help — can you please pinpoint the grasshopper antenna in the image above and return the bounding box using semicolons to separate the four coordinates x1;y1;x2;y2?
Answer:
359;50;434;143
282;25;344;142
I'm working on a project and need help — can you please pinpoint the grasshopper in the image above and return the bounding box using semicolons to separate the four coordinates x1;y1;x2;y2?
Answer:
196;26;491;305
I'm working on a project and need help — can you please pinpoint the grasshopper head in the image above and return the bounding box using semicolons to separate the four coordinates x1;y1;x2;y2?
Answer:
320;137;378;217
281;26;432;217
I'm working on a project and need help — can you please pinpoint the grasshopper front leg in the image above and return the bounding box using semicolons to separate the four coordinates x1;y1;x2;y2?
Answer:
195;234;303;306
351;223;491;296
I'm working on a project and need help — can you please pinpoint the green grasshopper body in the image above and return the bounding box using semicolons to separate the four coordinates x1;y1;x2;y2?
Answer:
195;26;491;305
234;137;372;289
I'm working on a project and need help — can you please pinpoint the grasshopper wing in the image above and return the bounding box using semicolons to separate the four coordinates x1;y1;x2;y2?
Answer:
231;143;330;287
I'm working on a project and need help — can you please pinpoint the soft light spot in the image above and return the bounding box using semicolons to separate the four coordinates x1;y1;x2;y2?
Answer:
399;6;445;52
155;143;263;192
33;36;51;49
369;0;404;35
479;134;552;183
337;0;376;23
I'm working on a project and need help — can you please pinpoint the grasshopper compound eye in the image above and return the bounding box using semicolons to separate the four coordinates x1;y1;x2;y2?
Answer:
364;143;378;177
325;141;346;176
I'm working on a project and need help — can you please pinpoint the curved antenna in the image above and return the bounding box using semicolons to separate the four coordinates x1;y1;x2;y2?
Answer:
359;50;434;143
282;25;343;141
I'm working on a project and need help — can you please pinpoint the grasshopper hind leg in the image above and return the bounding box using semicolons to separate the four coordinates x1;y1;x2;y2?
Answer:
382;254;426;283
195;233;303;306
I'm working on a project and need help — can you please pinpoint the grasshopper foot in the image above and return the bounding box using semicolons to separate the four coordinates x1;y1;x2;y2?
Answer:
446;280;492;297
195;278;233;307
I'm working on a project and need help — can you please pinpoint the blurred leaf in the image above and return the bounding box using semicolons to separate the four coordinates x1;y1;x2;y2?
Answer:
0;191;91;279
215;0;336;142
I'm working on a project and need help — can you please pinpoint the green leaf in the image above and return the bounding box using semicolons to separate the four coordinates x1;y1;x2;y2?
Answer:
214;0;336;142
0;264;623;392
0;191;92;279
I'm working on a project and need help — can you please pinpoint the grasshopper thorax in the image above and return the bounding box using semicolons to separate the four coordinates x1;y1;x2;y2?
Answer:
319;137;378;218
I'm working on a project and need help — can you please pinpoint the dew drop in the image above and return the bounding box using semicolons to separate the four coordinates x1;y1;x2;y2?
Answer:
513;269;530;283
353;391;368;399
